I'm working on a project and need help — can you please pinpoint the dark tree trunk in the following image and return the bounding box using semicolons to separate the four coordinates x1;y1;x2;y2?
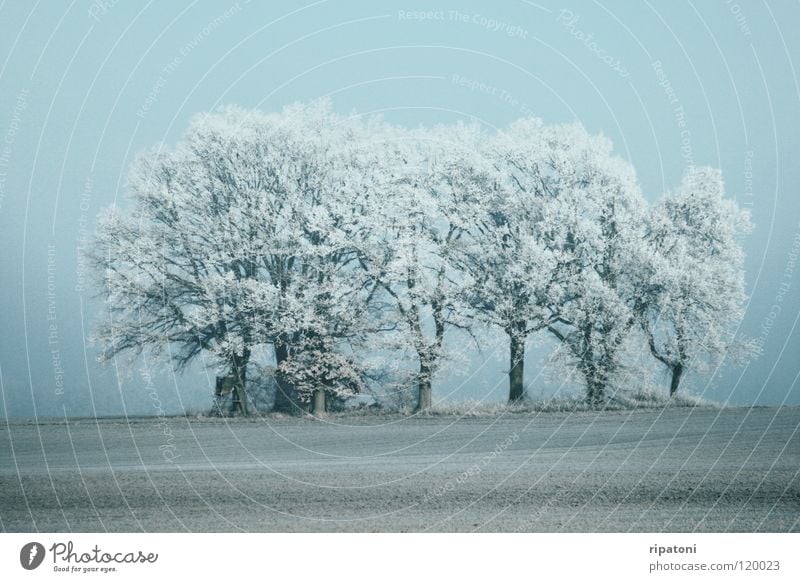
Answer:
229;349;250;416
273;343;299;414
586;376;606;409
582;356;606;409
508;332;525;403
311;388;326;416
669;362;684;396
579;328;607;409
213;375;226;416
416;361;432;412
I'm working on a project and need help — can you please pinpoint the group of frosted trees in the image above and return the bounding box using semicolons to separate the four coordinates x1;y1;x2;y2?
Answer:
90;101;752;415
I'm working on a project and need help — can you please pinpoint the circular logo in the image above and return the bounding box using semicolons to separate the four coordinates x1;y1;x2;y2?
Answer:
20;542;46;570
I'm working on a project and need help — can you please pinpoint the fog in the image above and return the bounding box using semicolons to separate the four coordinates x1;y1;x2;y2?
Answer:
1;0;798;419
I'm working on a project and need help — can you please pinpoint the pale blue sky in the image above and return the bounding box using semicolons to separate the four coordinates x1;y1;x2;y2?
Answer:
1;0;798;417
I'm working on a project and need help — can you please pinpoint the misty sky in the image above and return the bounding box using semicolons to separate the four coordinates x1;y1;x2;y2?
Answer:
1;0;798;418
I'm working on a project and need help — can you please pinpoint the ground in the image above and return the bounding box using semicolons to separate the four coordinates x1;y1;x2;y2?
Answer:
1;406;798;532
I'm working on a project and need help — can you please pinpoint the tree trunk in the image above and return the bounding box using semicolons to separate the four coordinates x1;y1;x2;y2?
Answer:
579;329;607;409
311;388;326;417
273;344;299;414
586;377;606;409
416;361;432;412
213;376;225;416
669;362;684;396
583;357;606;409
508;333;525;403
229;349;249;416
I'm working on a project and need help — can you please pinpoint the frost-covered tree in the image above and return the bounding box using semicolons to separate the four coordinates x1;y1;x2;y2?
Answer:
478;119;647;406
91;99;751;415
438;119;560;403
91;101;378;414
277;336;364;415
638;167;752;395
362;125;475;411
541;124;647;407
